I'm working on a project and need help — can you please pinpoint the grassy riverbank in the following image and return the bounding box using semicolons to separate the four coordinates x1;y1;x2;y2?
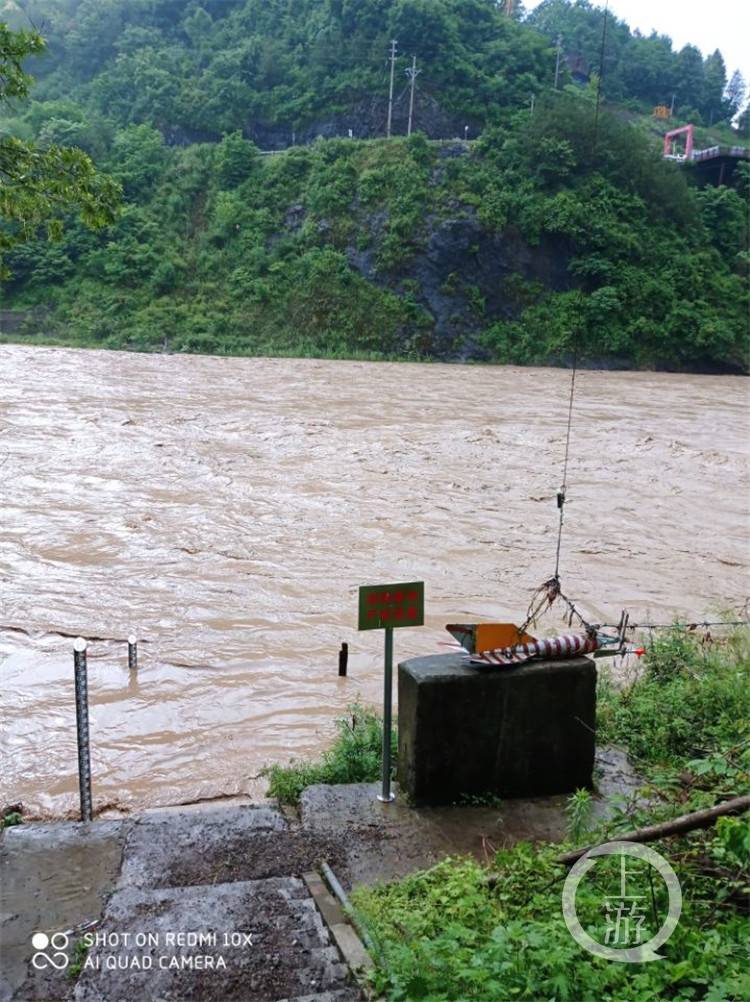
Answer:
339;629;750;1001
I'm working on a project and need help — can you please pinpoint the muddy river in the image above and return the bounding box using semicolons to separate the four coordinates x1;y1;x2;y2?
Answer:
1;346;748;816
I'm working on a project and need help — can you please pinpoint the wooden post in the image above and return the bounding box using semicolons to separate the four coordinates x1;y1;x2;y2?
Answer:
338;642;348;677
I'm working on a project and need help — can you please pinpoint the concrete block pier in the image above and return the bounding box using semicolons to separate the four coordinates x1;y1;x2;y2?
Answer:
397;653;596;804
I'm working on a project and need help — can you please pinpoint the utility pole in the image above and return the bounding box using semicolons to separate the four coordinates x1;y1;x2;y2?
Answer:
386;39;398;138
593;0;609;151
405;55;420;136
670;93;676;117
554;34;563;90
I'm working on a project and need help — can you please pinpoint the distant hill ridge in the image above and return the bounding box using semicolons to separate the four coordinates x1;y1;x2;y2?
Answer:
1;0;748;370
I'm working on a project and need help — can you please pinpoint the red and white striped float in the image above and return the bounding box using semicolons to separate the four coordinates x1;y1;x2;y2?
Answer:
468;632;600;667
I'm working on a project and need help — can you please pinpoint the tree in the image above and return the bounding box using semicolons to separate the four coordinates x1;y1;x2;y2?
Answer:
0;22;121;276
736;103;750;140
725;70;747;119
109;124;169;197
182;6;214;49
702;49;727;122
697;184;748;264
215;131;258;187
674;44;705;114
526;0;632;100
620;32;676;107
390;0;454;62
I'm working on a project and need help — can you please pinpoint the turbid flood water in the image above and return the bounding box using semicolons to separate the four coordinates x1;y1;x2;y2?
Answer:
1;345;748;817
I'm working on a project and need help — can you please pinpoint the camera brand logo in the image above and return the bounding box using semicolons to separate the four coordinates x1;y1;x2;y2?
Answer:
31;932;70;971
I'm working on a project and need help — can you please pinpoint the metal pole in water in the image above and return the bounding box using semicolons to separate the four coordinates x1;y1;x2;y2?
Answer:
73;637;93;822
377;626;395;803
128;634;138;671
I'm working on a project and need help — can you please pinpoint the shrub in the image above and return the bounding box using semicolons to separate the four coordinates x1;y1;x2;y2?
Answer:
597;628;750;763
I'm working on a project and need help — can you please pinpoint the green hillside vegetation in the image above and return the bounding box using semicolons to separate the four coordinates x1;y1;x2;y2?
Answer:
1;0;749;370
7;0;748;139
527;0;748;126
1;0;557;139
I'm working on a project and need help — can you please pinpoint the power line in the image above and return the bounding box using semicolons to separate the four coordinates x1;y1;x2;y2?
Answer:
554;347;578;581
593;0;609;150
606;619;750;632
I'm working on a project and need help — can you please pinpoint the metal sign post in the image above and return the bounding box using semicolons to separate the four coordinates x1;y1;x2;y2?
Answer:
357;581;424;803
380;626;395;802
73;637;93;822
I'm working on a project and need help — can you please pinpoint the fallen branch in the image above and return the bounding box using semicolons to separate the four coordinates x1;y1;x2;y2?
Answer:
556;794;750;866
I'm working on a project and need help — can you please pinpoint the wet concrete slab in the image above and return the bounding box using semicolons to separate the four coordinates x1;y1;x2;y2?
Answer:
118;804;286;889
118;804;355;893
300;745;645;886
0;806;364;1002
302;783;456;884
0;820;129;1002
300;782;569;884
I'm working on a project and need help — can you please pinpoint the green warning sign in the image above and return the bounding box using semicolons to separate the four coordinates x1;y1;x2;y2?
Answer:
358;581;424;631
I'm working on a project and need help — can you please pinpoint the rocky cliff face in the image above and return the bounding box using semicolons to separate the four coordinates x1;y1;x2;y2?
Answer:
414;215;570;359
159;104;573;362
335;144;571;360
250;92;479;150
347;211;571;360
162;92;477;150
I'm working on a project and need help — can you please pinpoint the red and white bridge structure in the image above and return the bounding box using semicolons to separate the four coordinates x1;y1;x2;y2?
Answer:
663;124;749;184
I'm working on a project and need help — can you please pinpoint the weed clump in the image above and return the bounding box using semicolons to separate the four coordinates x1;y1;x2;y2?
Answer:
597;627;750;762
264;703;395;805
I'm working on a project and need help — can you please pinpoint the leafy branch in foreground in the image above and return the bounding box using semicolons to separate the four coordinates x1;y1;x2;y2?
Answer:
0;21;120;275
0;22;44;100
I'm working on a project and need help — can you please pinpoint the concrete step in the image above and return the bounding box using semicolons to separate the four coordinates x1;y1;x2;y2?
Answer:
119;806;350;890
70;877;361;1002
3;807;366;1001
